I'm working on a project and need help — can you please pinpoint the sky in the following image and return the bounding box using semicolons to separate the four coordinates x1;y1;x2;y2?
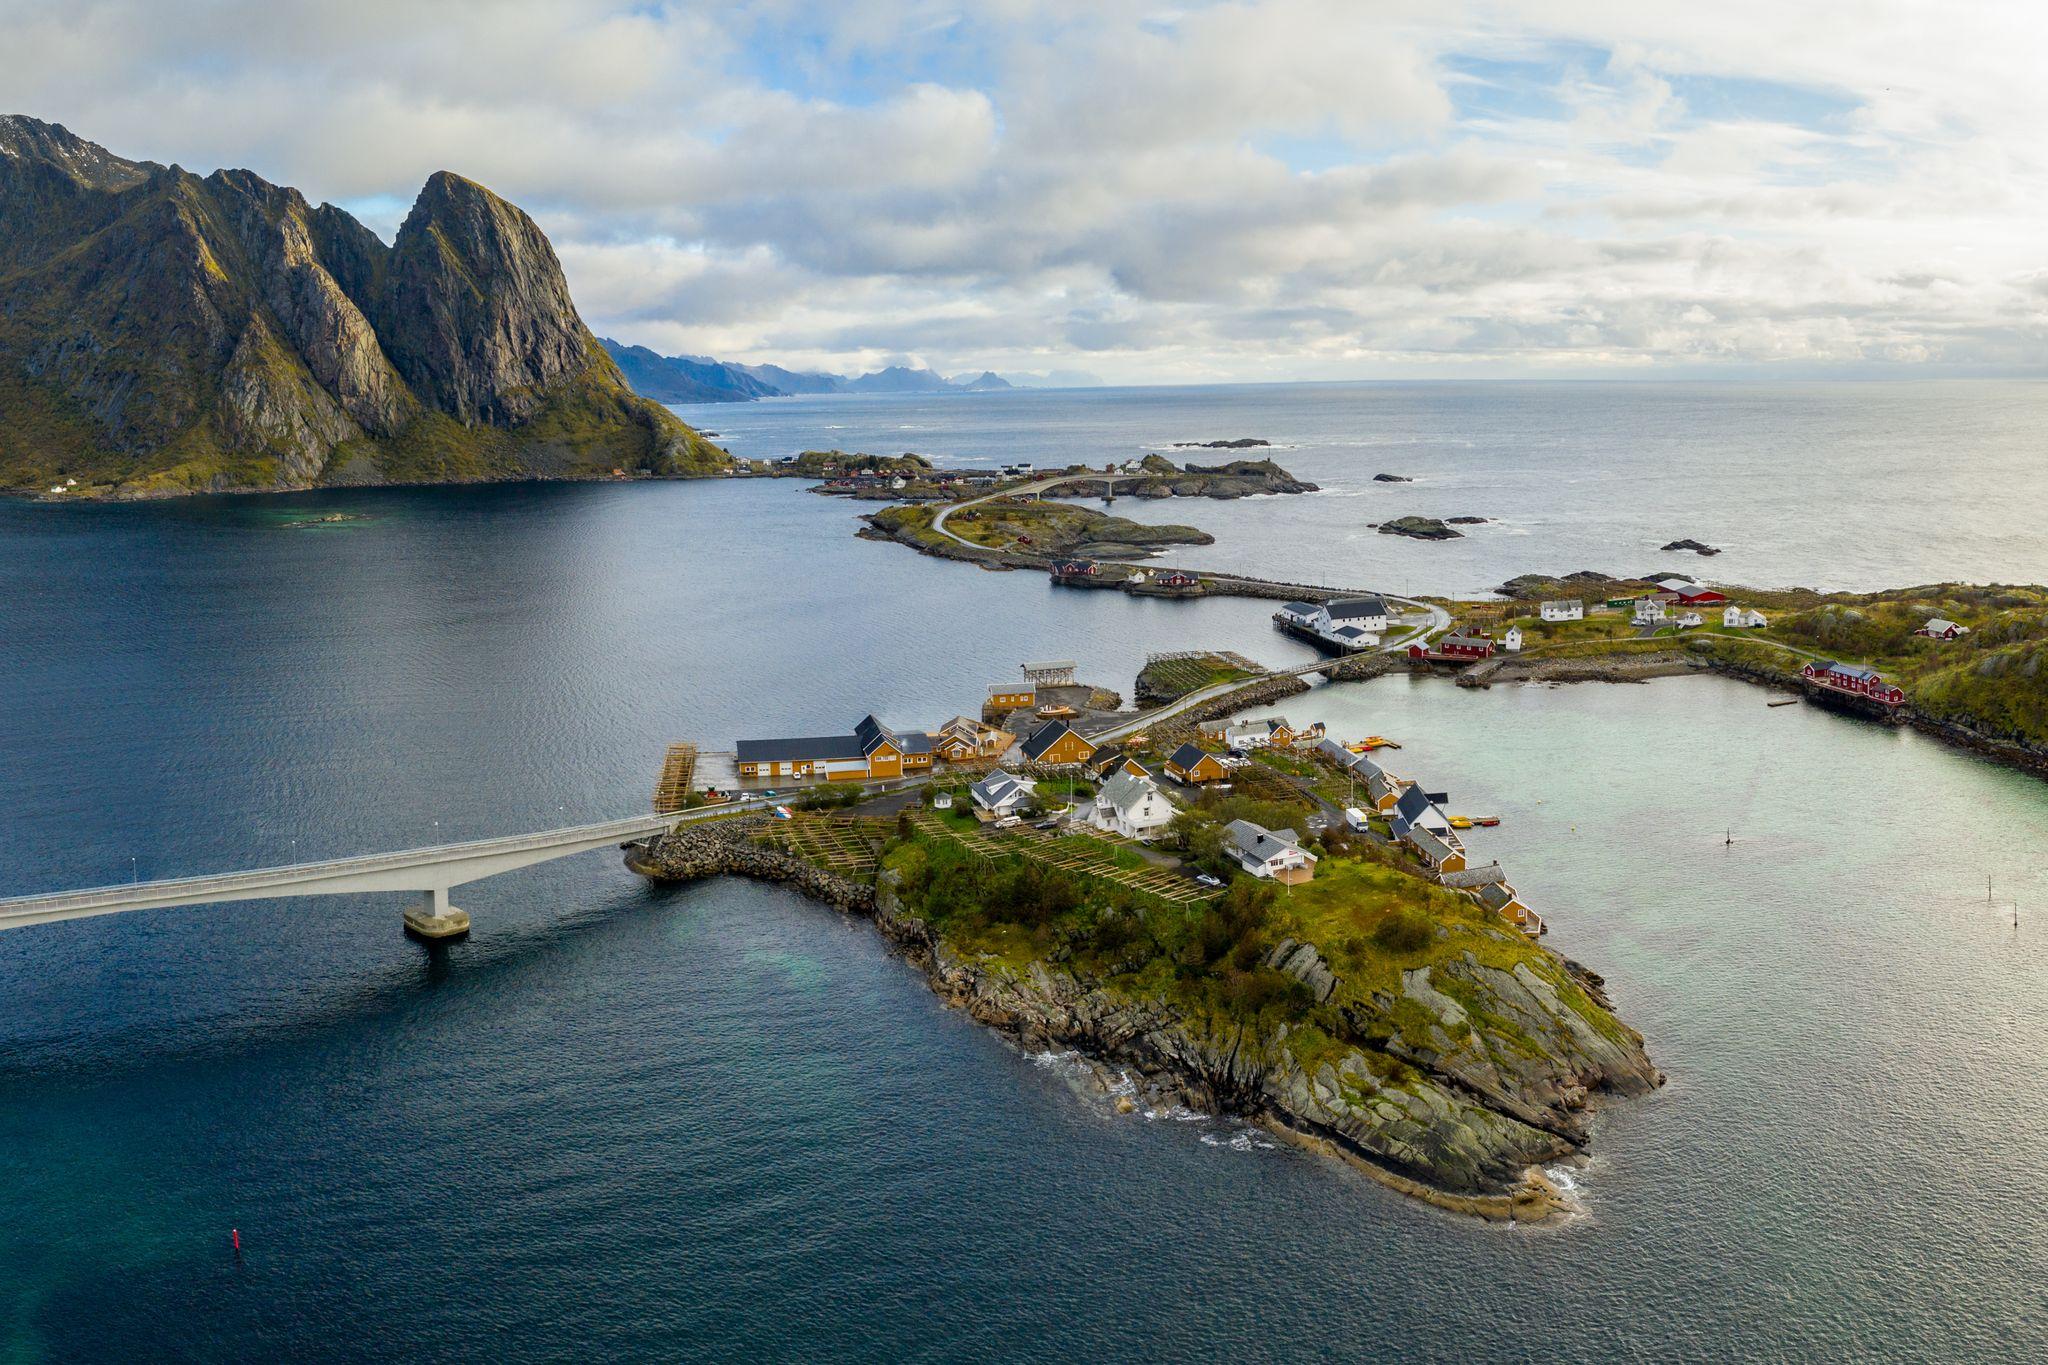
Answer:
5;0;2047;384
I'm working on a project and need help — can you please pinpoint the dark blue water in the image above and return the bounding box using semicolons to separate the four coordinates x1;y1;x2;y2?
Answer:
5;390;2046;1361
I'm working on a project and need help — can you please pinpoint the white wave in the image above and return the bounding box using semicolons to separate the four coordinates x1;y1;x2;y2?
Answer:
1143;1104;1206;1122
1199;1127;1278;1152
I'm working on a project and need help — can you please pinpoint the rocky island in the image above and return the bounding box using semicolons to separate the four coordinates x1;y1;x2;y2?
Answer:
1048;454;1318;500
0;117;730;499
630;747;1659;1219
1378;515;1463;540
865;498;1213;561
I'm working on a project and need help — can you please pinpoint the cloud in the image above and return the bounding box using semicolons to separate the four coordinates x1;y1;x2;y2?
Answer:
4;0;2046;379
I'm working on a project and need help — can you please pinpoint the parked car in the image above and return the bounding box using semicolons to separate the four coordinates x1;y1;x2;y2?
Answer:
1194;873;1223;888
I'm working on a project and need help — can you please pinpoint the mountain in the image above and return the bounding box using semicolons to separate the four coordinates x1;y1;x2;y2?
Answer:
843;365;955;394
950;371;1012;391
735;362;844;395
599;339;780;403
0;116;730;497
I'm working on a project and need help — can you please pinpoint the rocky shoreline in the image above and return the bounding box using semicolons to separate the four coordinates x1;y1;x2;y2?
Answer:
629;822;1661;1222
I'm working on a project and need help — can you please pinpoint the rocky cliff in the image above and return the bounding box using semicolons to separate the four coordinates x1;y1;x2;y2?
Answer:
0;116;731;496
631;821;1660;1218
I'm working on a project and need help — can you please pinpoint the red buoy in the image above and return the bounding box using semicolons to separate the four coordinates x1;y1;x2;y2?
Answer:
231;1228;241;1253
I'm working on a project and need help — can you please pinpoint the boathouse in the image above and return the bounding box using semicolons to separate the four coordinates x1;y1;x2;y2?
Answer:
1801;660;1906;706
986;683;1037;714
736;714;933;782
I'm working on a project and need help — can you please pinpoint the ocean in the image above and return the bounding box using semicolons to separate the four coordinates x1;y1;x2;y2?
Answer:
2;382;2044;1361
691;379;2048;595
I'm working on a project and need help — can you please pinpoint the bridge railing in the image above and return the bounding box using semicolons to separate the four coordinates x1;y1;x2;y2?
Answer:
0;809;715;915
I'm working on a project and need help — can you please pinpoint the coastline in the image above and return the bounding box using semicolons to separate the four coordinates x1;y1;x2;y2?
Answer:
627;821;1658;1223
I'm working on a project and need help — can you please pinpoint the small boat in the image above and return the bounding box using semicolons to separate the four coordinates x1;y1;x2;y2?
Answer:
1037;703;1078;719
1474;816;1501;827
1768;698;1799;708
1448;815;1473;830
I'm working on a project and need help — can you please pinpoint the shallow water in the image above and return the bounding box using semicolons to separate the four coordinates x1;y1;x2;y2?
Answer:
3;405;2046;1359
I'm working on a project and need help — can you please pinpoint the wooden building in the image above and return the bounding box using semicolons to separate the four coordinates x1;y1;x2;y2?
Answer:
736;713;933;782
1164;742;1229;785
1015;718;1097;768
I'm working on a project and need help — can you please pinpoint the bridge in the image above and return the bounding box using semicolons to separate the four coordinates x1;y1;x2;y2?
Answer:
0;802;768;941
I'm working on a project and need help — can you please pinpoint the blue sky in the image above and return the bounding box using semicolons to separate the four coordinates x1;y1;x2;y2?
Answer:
6;0;2044;381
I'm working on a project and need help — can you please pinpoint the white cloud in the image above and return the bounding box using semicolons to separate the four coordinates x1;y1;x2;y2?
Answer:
4;0;2046;379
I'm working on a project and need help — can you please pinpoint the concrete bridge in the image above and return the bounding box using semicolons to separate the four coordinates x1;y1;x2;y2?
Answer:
0;803;766;941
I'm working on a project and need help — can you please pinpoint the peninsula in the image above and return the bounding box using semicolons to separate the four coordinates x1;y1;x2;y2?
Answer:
629;678;1660;1219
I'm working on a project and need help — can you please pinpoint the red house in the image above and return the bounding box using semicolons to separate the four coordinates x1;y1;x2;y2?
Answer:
1408;633;1496;662
1801;659;1905;706
1654;577;1728;605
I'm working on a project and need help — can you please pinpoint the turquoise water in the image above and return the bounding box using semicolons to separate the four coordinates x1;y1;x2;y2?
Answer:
3;386;2047;1359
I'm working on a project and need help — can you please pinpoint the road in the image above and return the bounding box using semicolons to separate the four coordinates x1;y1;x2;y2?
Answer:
0;800;784;933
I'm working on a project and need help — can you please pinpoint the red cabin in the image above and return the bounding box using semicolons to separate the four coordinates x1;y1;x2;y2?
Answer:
1801;659;1905;706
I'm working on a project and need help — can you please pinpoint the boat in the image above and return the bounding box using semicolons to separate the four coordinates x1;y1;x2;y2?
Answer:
1474;816;1501;827
1037;703;1078;719
1448;815;1473;830
1767;698;1799;708
1345;735;1401;752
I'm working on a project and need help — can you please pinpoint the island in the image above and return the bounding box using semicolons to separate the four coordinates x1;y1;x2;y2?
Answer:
629;719;1660;1220
1378;516;1463;540
1048;454;1318;500
864;499;1213;561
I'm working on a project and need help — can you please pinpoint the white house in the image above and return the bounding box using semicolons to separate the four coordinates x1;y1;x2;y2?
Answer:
1539;599;1584;622
1091;772;1176;840
1675;611;1703;629
1503;626;1523;652
1394;783;1454;836
1633;597;1666;625
1918;618;1968;640
1278;596;1388;647
1221;721;1271;751
969;771;1036;818
1222;820;1318;883
1723;606;1768;629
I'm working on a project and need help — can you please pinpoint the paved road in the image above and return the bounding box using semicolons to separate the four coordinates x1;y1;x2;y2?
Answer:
0;800;781;933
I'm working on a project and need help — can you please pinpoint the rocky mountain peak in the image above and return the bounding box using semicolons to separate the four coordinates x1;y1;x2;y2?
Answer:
0;114;154;191
375;170;595;425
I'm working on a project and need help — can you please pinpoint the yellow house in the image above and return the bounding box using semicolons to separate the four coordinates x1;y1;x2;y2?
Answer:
736;714;932;782
1165;742;1228;785
934;715;1014;763
1016;719;1097;768
986;684;1037;713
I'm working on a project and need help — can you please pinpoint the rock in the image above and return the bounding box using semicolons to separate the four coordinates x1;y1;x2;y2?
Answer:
1172;438;1270;448
1373;472;1413;483
1445;515;1490;525
1378;515;1463;540
1661;538;1722;555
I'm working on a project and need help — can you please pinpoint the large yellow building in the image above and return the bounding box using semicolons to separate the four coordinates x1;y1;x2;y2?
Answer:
736;714;934;782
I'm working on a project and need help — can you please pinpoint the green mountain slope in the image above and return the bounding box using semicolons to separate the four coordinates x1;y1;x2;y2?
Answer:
0;116;731;496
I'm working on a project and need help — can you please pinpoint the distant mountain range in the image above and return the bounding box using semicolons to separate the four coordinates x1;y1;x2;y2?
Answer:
0;116;729;497
598;341;1096;403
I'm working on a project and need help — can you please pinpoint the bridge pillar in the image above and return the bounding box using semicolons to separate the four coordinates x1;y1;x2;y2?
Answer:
403;886;471;942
